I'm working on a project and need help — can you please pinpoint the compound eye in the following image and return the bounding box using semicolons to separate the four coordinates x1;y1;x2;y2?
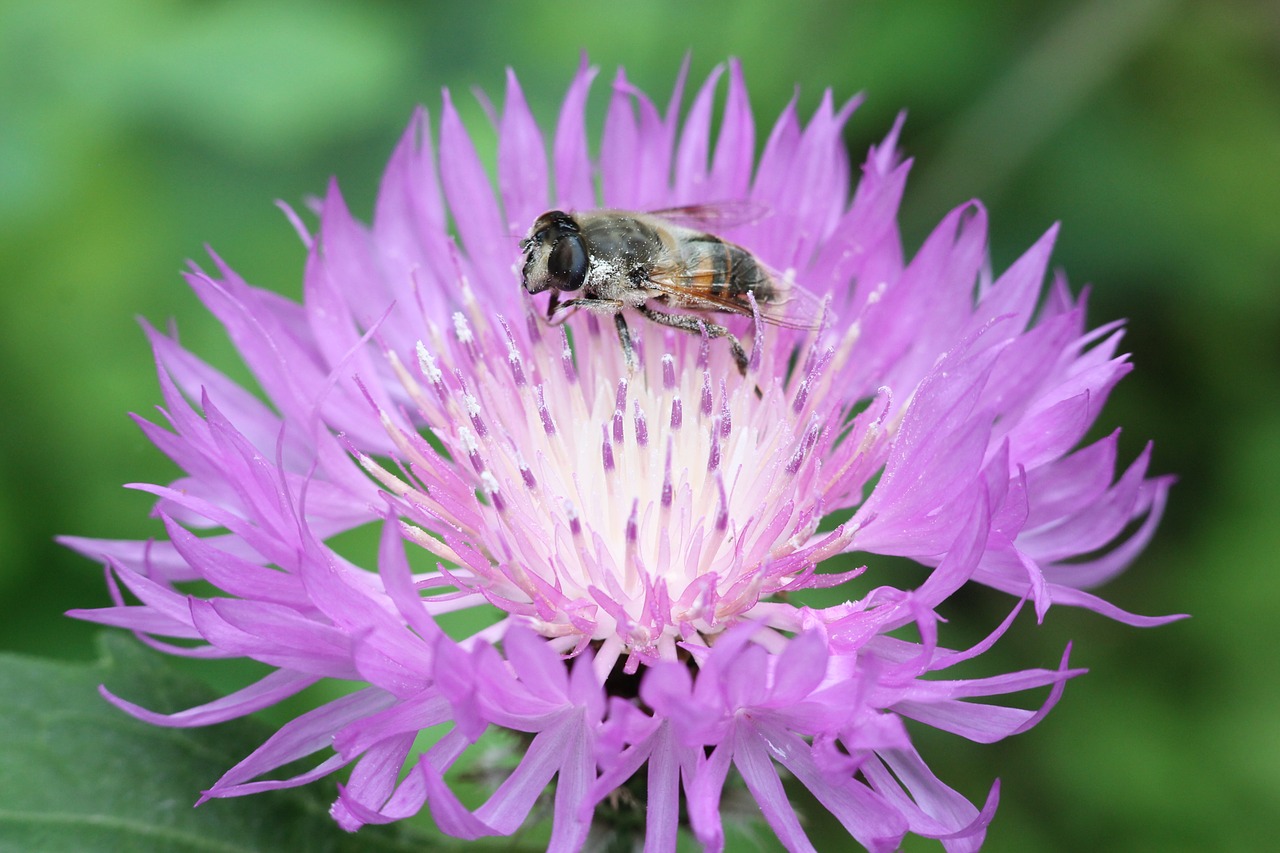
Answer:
547;234;587;291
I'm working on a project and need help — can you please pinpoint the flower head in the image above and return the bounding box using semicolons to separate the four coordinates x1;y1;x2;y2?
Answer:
65;58;1173;851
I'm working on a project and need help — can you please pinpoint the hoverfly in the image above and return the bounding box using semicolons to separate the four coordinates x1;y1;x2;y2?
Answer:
519;206;821;374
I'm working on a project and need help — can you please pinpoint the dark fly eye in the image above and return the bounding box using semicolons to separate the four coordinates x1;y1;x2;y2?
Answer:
547;233;587;291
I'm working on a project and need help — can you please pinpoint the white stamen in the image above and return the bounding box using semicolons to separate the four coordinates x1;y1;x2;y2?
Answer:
453;311;474;343
416;341;442;382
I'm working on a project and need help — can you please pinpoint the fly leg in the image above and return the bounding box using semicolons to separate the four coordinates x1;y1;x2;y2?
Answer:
545;297;635;372
614;312;636;373
546;297;625;326
637;306;749;375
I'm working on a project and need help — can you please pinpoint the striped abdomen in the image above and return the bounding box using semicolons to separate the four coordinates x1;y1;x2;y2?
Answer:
677;233;779;305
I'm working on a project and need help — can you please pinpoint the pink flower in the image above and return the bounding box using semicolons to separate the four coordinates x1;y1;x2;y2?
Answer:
64;58;1174;851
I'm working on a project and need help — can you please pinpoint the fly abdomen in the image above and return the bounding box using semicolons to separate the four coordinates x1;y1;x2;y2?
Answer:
724;244;775;302
684;234;776;303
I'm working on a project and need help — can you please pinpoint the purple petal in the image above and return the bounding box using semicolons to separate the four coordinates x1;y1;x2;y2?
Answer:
498;68;549;232
554;57;598;209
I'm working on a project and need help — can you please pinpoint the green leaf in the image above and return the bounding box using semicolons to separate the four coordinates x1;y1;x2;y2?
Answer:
0;635;422;853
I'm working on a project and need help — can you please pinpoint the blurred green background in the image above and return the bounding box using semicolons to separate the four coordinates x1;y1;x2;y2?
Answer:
1;0;1276;850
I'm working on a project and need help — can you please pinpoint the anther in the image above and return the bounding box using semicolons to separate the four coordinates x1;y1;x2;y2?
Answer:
794;348;833;414
535;385;555;435
513;446;537;491
661;440;673;507
459;427;484;473
452;311;473;344
525;306;542;344
416;342;448;403
601;423;615;472
626;500;639;544
481;471;504;513
719;379;732;437
708;421;721;472
462;389;487;438
560;328;577;384
793;378;810;413
714;475;729;531
498;316;527;387
662;354;676;390
633;402;649;447
785;418;822;475
416;341;443;383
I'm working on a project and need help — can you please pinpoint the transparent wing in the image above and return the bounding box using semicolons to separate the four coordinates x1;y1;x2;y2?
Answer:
646;259;825;331
645;201;772;232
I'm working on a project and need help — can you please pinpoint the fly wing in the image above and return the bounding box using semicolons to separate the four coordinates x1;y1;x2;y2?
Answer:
645;257;825;331
745;267;826;330
645;201;772;232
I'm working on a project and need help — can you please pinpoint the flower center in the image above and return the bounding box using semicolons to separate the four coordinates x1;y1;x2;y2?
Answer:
366;296;845;660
